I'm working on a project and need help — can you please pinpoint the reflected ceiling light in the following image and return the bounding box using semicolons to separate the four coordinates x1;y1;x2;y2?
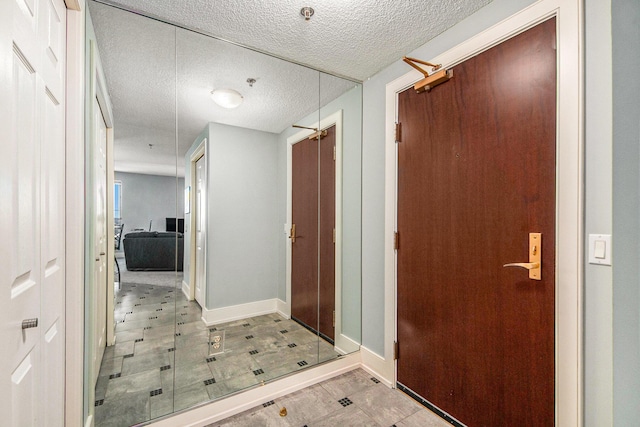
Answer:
210;88;243;109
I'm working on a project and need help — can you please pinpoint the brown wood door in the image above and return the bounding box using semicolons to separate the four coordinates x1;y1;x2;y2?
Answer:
291;126;336;342
291;136;319;330
396;19;556;427
319;126;336;341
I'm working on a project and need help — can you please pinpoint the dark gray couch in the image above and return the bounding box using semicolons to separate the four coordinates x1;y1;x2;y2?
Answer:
123;231;184;271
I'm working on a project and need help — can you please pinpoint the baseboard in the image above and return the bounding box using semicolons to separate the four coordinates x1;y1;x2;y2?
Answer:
335;333;360;355
181;280;190;300
275;298;289;319
360;345;394;388
201;298;281;325
148;353;362;427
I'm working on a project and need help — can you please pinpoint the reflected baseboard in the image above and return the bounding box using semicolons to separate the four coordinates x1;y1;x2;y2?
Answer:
201;298;288;325
147;352;362;427
335;333;360;355
181;280;190;300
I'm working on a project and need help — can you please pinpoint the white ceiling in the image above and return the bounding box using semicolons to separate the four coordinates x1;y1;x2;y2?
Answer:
88;0;491;176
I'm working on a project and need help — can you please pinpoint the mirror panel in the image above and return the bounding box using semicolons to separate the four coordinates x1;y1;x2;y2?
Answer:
86;1;362;424
86;2;180;425
176;26;326;399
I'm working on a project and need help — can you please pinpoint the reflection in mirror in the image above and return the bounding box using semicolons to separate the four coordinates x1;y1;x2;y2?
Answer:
86;3;180;426
86;1;362;425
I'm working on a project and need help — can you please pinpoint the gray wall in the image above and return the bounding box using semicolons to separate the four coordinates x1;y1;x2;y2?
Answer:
183;123;280;310
207;123;280;309
115;172;184;235
276;84;363;343
360;0;538;357
584;0;614;425
612;0;640;425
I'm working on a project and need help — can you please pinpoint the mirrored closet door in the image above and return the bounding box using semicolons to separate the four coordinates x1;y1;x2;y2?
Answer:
84;1;363;425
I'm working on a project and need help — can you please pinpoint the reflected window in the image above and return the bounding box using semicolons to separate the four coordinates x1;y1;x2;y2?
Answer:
114;180;122;222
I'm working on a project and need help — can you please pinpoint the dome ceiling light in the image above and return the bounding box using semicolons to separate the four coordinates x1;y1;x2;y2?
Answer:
210;88;243;109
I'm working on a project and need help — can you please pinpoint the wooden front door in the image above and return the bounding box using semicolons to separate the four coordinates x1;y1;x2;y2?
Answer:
396;18;556;427
291;126;336;342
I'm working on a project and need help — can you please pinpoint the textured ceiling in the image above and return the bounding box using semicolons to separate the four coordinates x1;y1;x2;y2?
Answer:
90;2;356;176
98;0;492;81
88;0;492;176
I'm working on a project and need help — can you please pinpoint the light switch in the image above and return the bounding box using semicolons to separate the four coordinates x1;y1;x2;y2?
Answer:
588;234;612;266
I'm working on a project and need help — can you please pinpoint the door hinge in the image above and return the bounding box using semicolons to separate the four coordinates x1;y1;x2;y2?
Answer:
395;122;402;143
394;341;399;360
332;228;336;244
394;231;399;250
333;145;336;161
333;310;336;327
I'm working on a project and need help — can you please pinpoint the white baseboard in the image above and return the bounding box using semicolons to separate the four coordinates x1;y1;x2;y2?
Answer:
148;353;362;427
181;280;190;301
202;298;284;325
335;333;360;355
360;345;394;388
276;298;289;319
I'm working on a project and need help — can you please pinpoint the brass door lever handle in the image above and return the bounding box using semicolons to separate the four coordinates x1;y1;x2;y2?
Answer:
288;224;296;243
503;262;540;270
503;233;542;280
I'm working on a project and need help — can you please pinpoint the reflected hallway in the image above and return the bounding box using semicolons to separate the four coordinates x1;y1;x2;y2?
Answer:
95;271;338;426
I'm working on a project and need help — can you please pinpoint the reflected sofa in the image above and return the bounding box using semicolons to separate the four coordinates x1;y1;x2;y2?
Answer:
123;231;184;271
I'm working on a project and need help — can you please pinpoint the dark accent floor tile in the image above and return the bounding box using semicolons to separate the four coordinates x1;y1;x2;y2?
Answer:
339;397;353;407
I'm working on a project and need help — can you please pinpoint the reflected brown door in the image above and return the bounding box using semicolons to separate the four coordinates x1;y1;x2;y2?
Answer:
291;126;336;342
396;19;556;427
319;126;336;341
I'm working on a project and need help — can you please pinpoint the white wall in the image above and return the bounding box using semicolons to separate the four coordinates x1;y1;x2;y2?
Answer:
114;172;184;235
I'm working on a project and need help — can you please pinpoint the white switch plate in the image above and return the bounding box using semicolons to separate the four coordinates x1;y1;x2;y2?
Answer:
588;234;612;266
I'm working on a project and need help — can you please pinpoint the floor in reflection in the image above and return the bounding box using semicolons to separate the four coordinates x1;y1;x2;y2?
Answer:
95;280;339;427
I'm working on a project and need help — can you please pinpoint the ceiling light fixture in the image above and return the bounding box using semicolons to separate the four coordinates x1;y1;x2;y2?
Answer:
300;7;314;21
210;88;243;109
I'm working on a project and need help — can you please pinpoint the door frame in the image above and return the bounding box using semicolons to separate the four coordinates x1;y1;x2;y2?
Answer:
85;35;115;423
383;1;583;426
64;3;86;425
286;110;357;354
188;140;207;305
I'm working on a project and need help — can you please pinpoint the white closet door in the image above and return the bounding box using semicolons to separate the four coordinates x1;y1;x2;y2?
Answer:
0;0;66;425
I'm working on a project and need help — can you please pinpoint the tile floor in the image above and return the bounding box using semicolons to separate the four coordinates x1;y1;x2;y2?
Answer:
95;274;339;427
207;368;451;427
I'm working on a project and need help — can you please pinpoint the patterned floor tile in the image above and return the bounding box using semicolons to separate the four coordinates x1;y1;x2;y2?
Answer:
96;281;340;426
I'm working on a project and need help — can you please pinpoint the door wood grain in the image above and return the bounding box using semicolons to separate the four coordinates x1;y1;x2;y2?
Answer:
396;18;557;427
